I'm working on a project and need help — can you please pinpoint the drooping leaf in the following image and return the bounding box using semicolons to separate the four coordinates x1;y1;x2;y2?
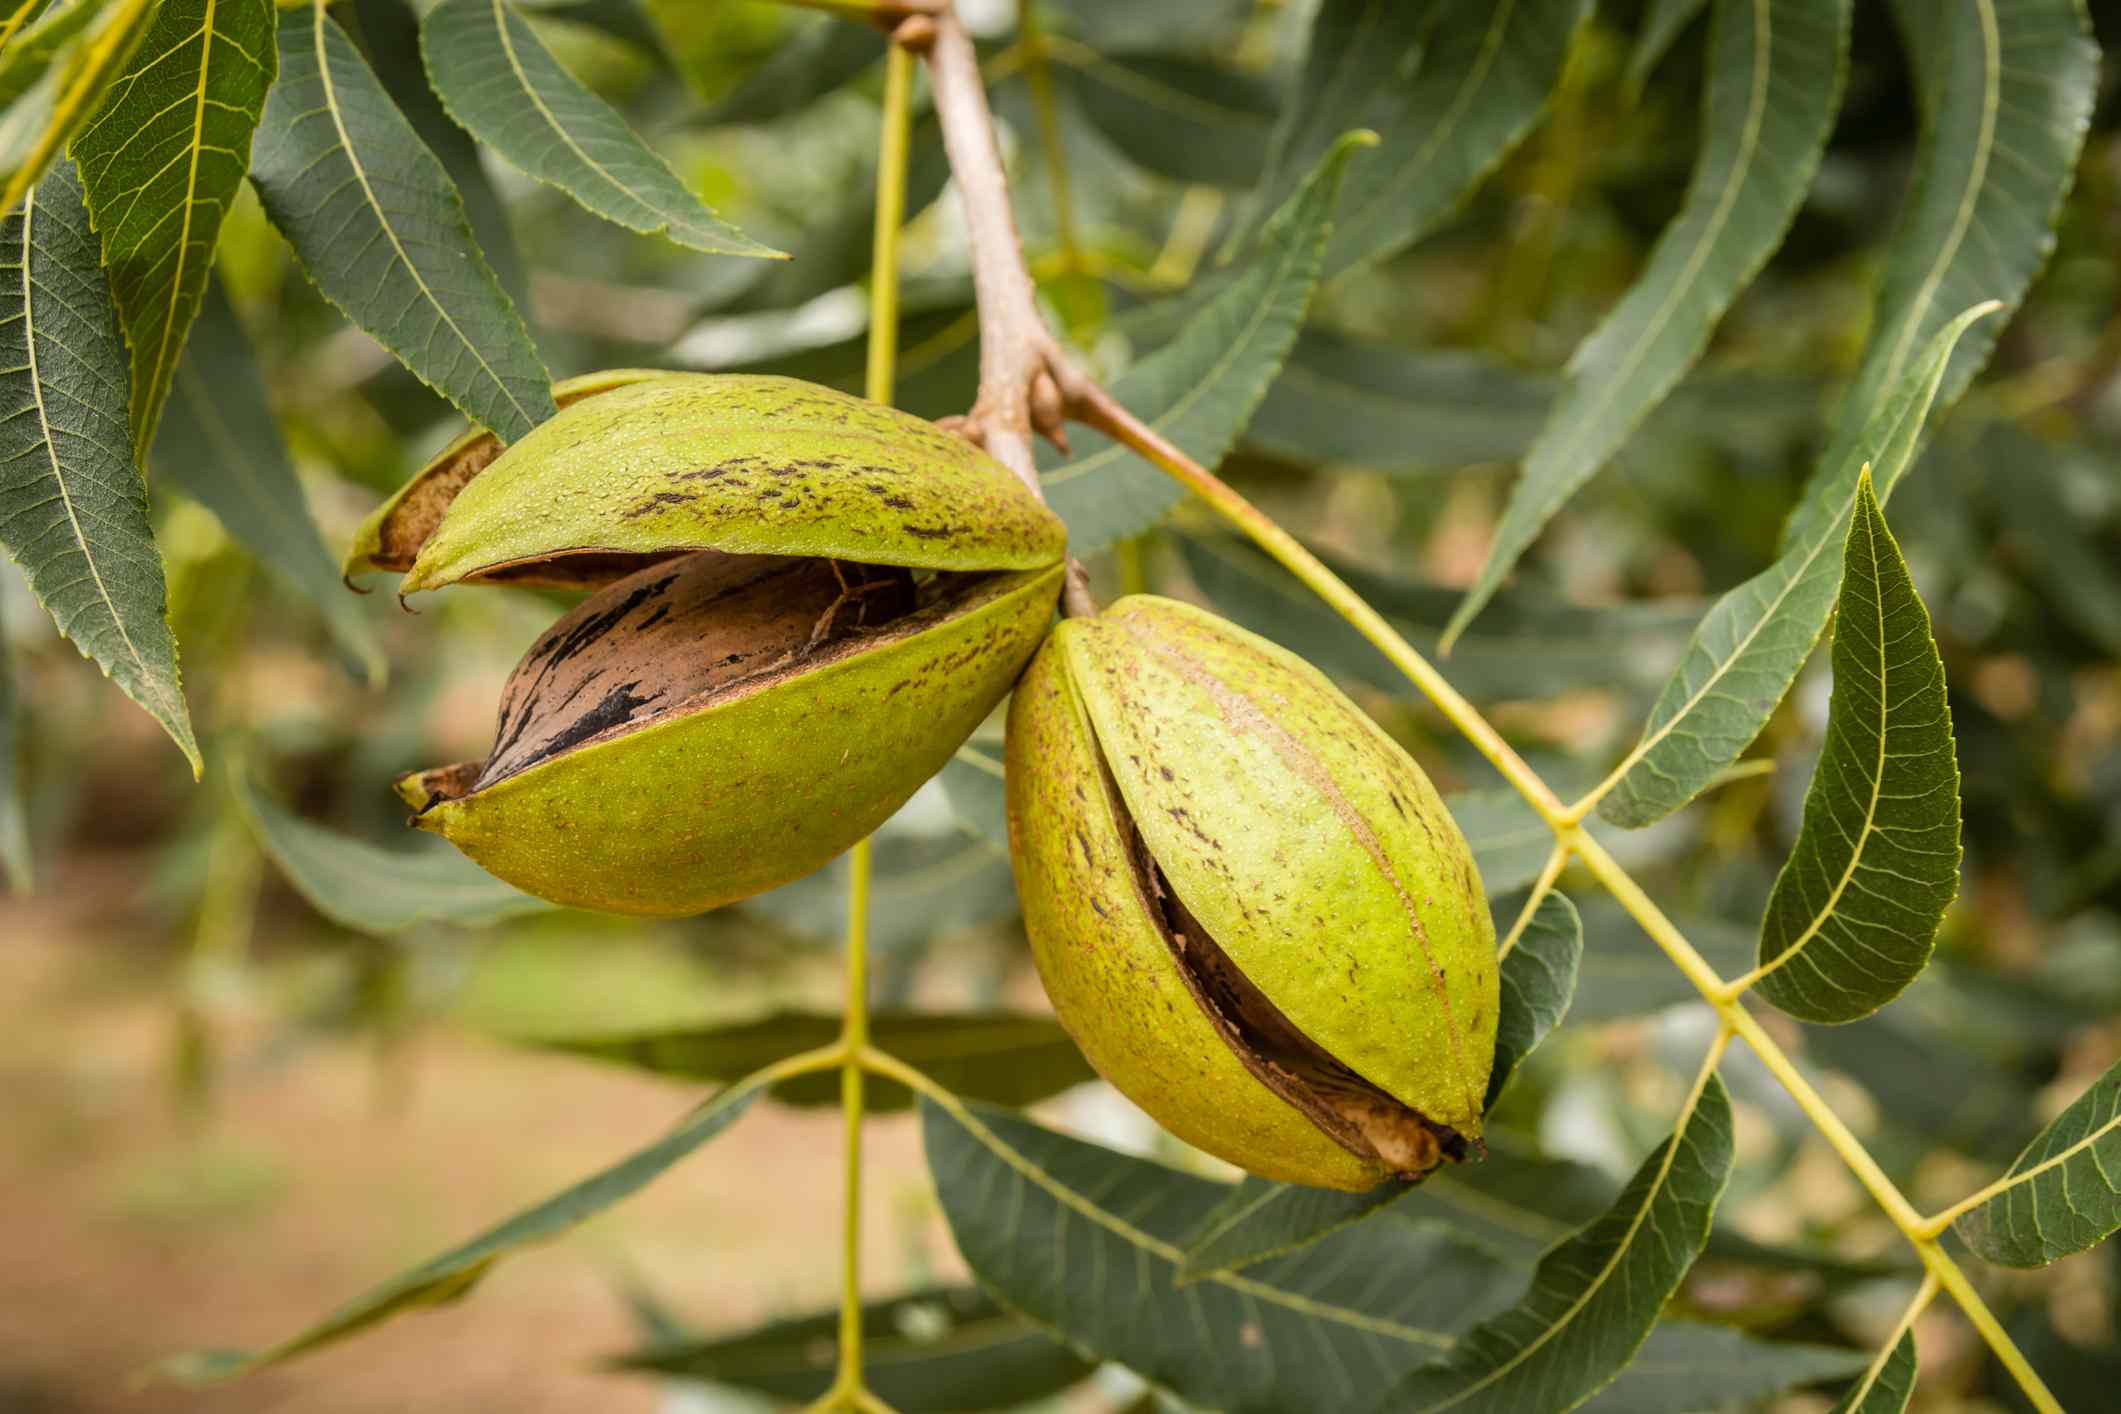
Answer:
1783;0;2097;558
1829;1330;1916;1413
153;281;382;682
1956;1057;2121;1267
0;0;155;214
532;1010;1094;1112
1596;303;1992;829
161;1081;761;1382
0;0;107;109
421;0;778;258
1175;1175;1419;1288
0;158;196;772
1177;533;1701;705
70;0;276;449
1487;891;1582;1109
921;1099;1519;1414
250;4;554;444
0;611;27;890
1752;472;1960;1024
1580;1321;1867;1413
351;0;529;316
1626;0;1711;90
1445;0;1849;647
1242;0;1589;276
1037;133;1364;553
238;771;553;934
1370;1067;1734;1412
1058;43;1278;188
611;1285;1095;1411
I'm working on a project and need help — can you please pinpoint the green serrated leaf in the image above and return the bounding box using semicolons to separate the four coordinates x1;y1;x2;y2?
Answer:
238;770;552;934
0;610;27;891
1581;1321;1867;1413
0;0;153;213
1371;1065;1734;1412
531;1010;1093;1112
71;0;275;450
1752;472;1960;1024
1488;892;1581;1109
1175;1175;1416;1287
1783;0;2097;557
153;280;383;683
921;1098;1519;1414
610;1284;1095;1411
1830;1329;1916;1413
1056;41;1278;188
1956;1057;2121;1267
1596;302;1993;830
1037;133;1364;553
1240;0;1588;277
250;3;554;443
421;0;779;258
0;158;196;772
1625;0;1711;91
159;1079;761;1382
1446;0;1849;647
352;0;530;317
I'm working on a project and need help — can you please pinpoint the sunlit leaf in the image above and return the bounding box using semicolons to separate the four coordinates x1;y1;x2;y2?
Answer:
1581;1321;1866;1413
0;0;154;214
1753;472;1960;1024
1783;0;2098;558
532;1010;1093;1112
421;0;779;257
71;0;275;449
612;1285;1095;1411
352;0;530;316
1059;43;1278;188
1488;891;1581;1108
1829;1330;1915;1413
1597;303;1992;829
922;1099;1519;1413
250;4;554;443
161;1080;761;1381
1446;0;1849;646
238;771;553;934
1038;134;1363;553
0;158;196;772
1370;1067;1733;1411
1240;0;1589;276
153;281;383;683
1956;1056;2121;1267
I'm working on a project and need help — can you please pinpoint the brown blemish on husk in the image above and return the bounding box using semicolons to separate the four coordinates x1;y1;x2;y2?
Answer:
1083;706;1463;1181
1112;617;1488;1133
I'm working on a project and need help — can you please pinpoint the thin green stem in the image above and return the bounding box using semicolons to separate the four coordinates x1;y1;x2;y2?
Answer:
1087;395;2058;1408
812;41;916;1414
1495;843;1566;960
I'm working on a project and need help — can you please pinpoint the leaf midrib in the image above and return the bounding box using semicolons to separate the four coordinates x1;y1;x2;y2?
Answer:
308;1;535;433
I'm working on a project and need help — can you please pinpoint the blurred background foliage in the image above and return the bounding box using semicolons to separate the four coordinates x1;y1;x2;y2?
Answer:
4;0;2121;1409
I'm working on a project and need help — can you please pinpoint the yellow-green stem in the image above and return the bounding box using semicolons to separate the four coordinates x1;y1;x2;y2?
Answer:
1495;843;1566;960
818;40;915;1414
1090;391;2059;1409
